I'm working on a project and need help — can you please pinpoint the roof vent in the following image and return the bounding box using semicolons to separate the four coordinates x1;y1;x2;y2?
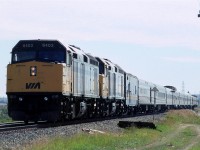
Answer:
69;45;81;50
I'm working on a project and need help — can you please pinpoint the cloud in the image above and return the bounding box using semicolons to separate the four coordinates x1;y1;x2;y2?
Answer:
1;0;200;95
0;0;200;50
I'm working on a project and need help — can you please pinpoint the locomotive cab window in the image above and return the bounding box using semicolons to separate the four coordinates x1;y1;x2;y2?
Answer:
12;50;36;63
115;67;117;72
108;66;111;70
12;49;66;63
83;55;88;63
105;66;108;76
38;49;65;63
67;53;72;65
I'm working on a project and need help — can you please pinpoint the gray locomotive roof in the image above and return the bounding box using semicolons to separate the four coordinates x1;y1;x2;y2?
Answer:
115;64;125;72
103;58;112;62
86;53;99;62
126;73;138;79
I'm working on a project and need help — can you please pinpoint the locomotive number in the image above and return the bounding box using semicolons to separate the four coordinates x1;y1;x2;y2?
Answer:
42;43;54;48
23;44;33;48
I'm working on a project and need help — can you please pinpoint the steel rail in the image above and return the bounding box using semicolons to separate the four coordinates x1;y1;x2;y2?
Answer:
0;122;37;132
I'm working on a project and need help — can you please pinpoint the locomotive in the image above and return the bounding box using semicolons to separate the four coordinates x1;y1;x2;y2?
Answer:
6;39;199;123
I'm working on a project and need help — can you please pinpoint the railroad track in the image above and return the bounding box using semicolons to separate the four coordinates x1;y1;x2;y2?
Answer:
0;122;37;132
38;111;164;128
0;111;167;132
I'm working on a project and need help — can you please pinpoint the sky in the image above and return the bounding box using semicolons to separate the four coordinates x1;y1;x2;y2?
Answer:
0;0;200;97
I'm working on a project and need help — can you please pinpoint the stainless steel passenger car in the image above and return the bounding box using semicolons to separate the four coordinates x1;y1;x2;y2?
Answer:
125;73;138;107
166;88;173;108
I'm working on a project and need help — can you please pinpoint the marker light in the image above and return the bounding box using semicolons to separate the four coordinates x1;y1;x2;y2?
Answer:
30;66;37;76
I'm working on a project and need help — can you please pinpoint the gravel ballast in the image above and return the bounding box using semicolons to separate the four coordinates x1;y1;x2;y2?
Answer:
0;113;166;150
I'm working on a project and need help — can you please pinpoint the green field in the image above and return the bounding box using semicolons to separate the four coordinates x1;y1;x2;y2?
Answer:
0;105;12;123
29;109;200;150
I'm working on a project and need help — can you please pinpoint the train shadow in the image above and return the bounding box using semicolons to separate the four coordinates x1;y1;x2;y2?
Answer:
118;121;157;130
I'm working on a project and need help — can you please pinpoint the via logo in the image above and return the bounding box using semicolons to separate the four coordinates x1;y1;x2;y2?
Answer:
26;82;41;89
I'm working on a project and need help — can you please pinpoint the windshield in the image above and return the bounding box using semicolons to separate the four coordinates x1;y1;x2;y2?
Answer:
12;50;36;62
38;50;65;63
12;49;66;63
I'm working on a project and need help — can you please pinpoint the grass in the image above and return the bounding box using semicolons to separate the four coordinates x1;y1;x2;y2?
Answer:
166;109;200;124
170;127;197;149
29;109;200;150
29;128;161;150
191;142;200;150
147;126;198;150
0;105;12;123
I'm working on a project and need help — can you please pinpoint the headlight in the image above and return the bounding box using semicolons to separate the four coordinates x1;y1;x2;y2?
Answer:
19;97;23;101
30;66;37;76
44;97;48;101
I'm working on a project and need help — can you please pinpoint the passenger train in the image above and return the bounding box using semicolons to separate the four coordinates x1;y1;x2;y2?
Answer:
6;40;199;123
